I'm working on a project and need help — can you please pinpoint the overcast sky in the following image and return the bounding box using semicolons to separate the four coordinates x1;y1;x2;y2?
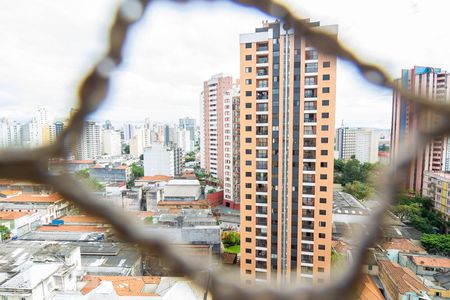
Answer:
1;0;449;128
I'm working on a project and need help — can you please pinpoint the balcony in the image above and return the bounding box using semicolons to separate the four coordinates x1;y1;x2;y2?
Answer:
257;56;269;64
256;195;267;204
256;103;268;112
303;186;315;195
256;172;268;181
304;150;316;159
257;91;269;100
302;221;314;230
305;63;318;73
301;266;313;275
256;68;268;78
302;209;315;218
304;126;316;136
302;198;315;206
301;244;314;252
305;49;318;60
256;126;268;135
257;138;268;147
256;261;267;269
256;161;268;170
256;150;268;159
256;239;267;248
256;249;267;258
256;115;269;124
303;162;315;171
256;183;268;193
304;102;317;111
303;138;316;147
256;228;267;237
256;217;267;226
257;43;269;52
304;76;318;86
303;175;315;183
301;255;314;264
302;232;314;241
304;88;317;98
256;206;268;215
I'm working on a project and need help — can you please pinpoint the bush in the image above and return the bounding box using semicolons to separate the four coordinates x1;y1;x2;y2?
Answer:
0;225;10;240
144;216;153;224
420;234;450;256
221;231;240;248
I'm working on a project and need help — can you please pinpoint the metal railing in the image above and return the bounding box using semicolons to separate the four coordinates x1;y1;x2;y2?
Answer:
0;0;447;299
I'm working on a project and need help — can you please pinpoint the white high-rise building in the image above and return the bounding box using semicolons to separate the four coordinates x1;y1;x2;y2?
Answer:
76;121;102;160
102;129;122;156
336;127;380;163
176;128;192;154
0;119;22;148
144;143;181;176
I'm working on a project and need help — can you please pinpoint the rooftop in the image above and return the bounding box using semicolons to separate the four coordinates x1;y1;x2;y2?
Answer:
0;263;62;290
37;225;108;233
60;215;108;224
137;175;172;182
0;211;31;220
3;193;63;203
381;239;426;253
333;191;370;215
81;275;160;296
411;255;450;268
378;259;428;294
359;275;385;300
0;189;21;196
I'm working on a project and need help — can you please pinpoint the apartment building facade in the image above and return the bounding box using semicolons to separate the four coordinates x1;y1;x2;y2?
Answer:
336;127;380;163
75;121;102;160
239;20;337;286
223;86;241;209
422;171;450;222
200;74;233;183
391;66;450;194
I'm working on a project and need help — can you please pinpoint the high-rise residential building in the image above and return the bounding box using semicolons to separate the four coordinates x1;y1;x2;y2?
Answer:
391;66;450;194
102;129;122;156
143;143;182;176
422;171;450;223
176;128;193;154
223;85;241;209
200;73;233;182
122;123;135;143
49;121;64;144
0;118;22;148
76;121;102;160
179;117;196;142
239;20;337;285
336;127;380;163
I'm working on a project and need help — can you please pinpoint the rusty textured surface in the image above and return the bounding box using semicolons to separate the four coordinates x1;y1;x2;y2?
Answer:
0;0;446;299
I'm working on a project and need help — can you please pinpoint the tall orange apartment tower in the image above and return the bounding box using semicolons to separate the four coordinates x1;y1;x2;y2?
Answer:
239;20;338;286
391;66;450;195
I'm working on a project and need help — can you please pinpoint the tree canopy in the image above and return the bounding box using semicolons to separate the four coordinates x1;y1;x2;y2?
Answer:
0;225;11;240
420;234;450;256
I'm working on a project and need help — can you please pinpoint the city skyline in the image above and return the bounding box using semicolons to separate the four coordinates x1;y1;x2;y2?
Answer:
2;1;450;127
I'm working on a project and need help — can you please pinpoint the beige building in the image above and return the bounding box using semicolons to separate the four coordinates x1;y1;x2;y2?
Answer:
423;171;450;222
239;20;337;286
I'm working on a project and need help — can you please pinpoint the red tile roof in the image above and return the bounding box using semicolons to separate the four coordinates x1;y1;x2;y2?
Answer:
3;193;63;203
381;239;426;253
0;211;31;220
60;215;108;224
37;225;107;232
0;189;20;196
81;275;161;296
359;275;385;300
137;175;172;182
411;256;450;268
63;160;95;164
379;260;427;294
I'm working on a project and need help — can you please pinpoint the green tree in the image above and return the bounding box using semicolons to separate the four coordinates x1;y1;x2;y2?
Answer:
123;144;130;154
221;231;240;248
392;203;421;222
75;169;105;192
130;163;144;178
420;234;450;256
343;180;373;200
0;225;11;240
144;216;153;224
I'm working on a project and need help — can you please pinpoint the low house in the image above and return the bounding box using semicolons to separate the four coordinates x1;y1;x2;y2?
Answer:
162;179;201;202
402;255;450;277
0;211;41;238
381;238;427;264
378;259;431;300
89;164;130;184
